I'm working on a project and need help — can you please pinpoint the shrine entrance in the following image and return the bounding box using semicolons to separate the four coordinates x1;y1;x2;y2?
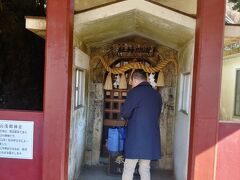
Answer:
84;36;179;175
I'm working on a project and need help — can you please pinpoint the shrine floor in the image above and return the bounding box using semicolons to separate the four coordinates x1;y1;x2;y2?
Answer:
78;165;174;180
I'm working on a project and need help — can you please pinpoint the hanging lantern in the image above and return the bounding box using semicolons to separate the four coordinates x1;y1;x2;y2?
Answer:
156;71;165;87
119;73;127;89
104;72;113;90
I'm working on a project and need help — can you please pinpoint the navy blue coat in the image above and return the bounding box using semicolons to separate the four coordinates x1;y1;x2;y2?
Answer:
120;82;162;160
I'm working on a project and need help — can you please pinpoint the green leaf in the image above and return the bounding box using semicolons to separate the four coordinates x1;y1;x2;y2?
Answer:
229;0;240;12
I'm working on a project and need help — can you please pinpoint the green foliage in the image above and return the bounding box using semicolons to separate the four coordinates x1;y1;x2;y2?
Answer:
229;0;240;12
0;0;45;110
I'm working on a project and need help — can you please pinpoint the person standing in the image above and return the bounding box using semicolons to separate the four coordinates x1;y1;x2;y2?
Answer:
121;69;162;180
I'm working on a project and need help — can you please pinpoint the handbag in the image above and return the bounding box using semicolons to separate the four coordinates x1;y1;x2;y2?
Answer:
107;127;126;155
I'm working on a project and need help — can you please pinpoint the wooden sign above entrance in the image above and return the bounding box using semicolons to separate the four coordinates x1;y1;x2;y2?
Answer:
112;43;156;58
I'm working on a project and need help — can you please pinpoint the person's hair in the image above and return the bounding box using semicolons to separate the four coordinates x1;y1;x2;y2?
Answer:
132;69;147;81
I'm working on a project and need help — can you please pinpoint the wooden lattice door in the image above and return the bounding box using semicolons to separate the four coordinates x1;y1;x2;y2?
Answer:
103;89;127;126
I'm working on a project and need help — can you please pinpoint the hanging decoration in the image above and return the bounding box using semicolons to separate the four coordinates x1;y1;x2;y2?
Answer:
149;73;157;88
156;71;165;87
92;56;178;90
128;69;135;85
104;72;113;90
146;73;150;83
119;73;127;89
113;74;120;89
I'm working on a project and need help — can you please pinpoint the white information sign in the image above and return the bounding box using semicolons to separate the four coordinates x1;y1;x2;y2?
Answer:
0;120;34;159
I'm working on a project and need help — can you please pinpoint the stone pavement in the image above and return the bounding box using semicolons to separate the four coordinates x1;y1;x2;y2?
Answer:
79;165;174;180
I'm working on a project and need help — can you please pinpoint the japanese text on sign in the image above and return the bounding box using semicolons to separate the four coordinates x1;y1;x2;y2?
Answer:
0;120;34;159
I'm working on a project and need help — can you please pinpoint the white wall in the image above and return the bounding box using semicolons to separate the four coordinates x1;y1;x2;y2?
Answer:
68;47;90;180
220;55;240;120
174;39;194;180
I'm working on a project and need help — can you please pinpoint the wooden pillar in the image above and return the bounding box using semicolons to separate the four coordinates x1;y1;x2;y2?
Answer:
42;0;74;179
187;0;225;180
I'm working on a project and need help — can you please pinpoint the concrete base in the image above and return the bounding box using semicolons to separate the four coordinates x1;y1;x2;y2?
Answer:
79;165;174;180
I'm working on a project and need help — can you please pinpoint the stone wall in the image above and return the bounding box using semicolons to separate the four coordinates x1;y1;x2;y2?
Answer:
157;63;177;169
84;83;104;165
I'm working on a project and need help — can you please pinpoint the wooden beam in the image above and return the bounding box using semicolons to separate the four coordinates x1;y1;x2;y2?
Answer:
187;0;226;179
104;119;127;126
42;0;74;179
145;0;196;19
